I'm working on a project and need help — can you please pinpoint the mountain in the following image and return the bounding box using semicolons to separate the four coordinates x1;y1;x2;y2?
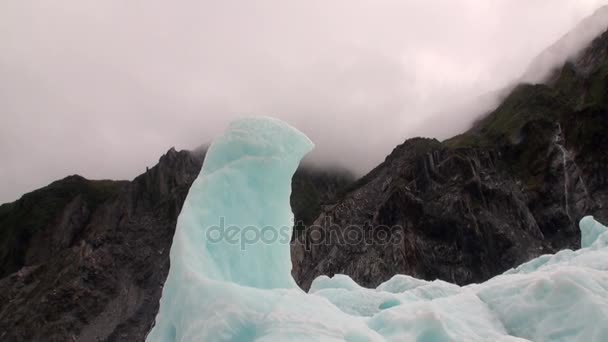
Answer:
415;5;608;143
522;5;608;84
0;148;353;341
292;16;608;289
1;9;607;342
0;176;128;278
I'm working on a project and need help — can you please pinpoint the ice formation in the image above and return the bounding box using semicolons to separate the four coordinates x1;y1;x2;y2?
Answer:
148;117;608;342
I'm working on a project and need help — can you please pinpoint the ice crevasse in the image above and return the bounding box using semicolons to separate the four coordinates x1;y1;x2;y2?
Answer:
147;117;608;342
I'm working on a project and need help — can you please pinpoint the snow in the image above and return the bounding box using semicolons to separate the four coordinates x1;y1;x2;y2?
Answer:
147;117;608;342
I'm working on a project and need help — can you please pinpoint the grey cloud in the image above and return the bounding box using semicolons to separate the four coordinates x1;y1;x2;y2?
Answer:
1;0;607;203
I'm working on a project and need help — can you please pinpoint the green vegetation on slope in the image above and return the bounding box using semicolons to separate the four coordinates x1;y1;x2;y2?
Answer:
442;29;608;192
291;166;355;230
444;83;570;148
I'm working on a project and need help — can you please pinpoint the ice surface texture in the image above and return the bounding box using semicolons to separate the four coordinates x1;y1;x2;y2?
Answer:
148;117;608;342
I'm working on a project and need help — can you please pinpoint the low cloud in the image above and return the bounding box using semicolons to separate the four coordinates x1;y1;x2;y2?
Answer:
1;0;607;202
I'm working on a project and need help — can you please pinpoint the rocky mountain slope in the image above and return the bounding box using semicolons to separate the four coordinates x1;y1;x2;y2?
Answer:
293;22;608;289
0;148;353;341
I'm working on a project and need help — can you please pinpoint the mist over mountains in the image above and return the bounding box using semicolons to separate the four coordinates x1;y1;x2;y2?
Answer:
417;5;608;141
0;3;608;341
2;1;608;203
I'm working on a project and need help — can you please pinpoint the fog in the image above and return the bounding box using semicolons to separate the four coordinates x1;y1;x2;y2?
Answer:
1;0;608;203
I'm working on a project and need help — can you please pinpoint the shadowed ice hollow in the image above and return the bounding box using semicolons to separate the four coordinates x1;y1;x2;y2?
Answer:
147;117;608;342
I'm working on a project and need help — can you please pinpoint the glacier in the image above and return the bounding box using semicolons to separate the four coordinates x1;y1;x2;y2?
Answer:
147;117;608;342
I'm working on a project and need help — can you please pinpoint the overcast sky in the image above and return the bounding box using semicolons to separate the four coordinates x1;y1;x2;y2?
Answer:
1;0;608;203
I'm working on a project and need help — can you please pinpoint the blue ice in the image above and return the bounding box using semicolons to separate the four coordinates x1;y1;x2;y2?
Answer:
148;117;608;342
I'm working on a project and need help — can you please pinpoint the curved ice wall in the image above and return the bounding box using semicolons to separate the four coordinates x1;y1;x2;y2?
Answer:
149;117;608;342
147;117;313;341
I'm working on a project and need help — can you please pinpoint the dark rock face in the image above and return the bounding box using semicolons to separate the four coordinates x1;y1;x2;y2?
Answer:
0;148;353;341
291;166;356;228
0;148;201;341
0;175;129;279
292;27;608;290
291;140;595;290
